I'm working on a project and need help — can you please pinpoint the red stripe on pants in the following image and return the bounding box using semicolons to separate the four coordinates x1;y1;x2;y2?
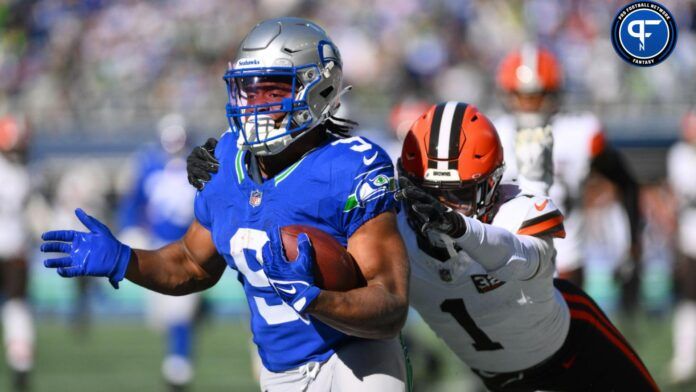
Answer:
569;309;659;392
562;292;628;345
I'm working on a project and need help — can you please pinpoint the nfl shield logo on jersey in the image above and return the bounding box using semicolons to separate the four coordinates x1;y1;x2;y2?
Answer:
249;190;263;207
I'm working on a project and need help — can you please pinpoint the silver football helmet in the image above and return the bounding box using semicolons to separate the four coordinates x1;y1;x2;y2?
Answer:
224;17;344;155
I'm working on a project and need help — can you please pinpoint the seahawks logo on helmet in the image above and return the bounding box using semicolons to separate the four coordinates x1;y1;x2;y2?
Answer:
343;173;396;212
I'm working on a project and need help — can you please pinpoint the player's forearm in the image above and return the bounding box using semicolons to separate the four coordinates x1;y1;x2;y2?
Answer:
126;242;220;295
453;216;540;278
306;284;408;339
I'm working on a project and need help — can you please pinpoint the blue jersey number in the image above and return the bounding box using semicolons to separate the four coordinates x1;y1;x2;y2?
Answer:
229;228;308;325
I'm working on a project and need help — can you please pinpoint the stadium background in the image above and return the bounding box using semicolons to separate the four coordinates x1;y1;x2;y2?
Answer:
0;0;694;390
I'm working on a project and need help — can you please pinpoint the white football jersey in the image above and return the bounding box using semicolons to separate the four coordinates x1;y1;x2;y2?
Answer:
402;184;570;373
667;141;696;257
494;112;603;272
0;154;29;258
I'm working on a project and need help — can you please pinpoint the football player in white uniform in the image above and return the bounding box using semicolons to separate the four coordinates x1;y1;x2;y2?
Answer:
493;45;642;303
396;102;657;391
0;115;35;392
667;109;696;383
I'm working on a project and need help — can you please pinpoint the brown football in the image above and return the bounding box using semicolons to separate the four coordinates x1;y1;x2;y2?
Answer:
280;225;366;291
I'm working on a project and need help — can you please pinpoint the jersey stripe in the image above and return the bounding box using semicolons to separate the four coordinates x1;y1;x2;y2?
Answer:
519;209;562;228
447;103;467;169
428;103;446;169
533;226;566;238
517;214;564;237
235;150;245;184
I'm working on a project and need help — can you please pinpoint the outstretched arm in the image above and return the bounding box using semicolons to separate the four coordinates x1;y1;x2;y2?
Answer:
127;220;227;295
306;211;410;339
452;216;552;280
397;178;554;280
42;209;226;295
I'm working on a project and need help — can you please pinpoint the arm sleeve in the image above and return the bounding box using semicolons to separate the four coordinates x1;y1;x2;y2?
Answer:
193;131;232;232
340;147;399;238
193;192;212;231
453;215;554;281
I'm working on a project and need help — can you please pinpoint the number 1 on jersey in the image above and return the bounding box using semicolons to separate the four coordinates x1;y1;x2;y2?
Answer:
440;298;503;351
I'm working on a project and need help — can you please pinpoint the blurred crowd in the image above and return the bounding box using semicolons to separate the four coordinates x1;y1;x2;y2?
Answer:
1;0;695;136
1;0;696;390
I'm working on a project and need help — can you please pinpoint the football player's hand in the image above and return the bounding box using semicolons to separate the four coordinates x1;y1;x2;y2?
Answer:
187;137;219;190
397;177;466;237
40;208;132;289
262;226;320;314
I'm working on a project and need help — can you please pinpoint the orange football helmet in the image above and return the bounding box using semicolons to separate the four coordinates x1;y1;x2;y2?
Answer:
0;115;28;153
497;44;562;125
398;102;505;219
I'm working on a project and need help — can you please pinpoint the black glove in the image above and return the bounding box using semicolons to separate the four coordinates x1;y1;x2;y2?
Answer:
187;138;219;190
397;177;467;238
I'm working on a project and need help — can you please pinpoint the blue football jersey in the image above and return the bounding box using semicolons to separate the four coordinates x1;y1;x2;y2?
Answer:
194;131;398;372
119;146;196;243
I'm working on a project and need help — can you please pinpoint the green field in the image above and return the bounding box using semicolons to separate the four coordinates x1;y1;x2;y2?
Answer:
1;314;695;391
1;318;258;392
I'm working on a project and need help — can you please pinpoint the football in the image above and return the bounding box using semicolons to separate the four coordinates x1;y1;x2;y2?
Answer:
280;224;366;291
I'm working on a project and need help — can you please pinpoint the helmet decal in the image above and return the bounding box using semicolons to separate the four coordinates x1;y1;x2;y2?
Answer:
427;102;468;171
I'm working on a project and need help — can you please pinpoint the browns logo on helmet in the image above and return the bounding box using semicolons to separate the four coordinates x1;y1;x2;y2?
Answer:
398;102;504;221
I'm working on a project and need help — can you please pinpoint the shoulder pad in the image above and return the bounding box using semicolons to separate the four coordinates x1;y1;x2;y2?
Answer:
215;129;239;159
516;195;565;238
552;113;603;151
492;194;565;238
328;135;394;171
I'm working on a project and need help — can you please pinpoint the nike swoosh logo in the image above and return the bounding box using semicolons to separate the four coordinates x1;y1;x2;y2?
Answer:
363;151;378;165
534;199;549;211
274;285;296;295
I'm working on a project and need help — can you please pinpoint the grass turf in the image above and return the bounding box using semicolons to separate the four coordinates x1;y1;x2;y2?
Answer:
2;313;696;391
2;318;258;392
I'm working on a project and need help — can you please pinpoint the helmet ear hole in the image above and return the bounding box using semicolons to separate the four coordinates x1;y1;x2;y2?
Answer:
319;86;334;98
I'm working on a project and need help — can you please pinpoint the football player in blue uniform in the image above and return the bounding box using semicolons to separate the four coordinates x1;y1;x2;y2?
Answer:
118;113;199;390
41;17;409;391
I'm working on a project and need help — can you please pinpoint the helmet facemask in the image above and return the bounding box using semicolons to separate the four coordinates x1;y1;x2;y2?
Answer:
224;18;345;156
224;64;325;156
503;90;560;129
399;161;504;222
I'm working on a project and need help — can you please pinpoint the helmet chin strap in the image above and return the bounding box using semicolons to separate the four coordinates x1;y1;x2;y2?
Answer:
239;114;292;155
